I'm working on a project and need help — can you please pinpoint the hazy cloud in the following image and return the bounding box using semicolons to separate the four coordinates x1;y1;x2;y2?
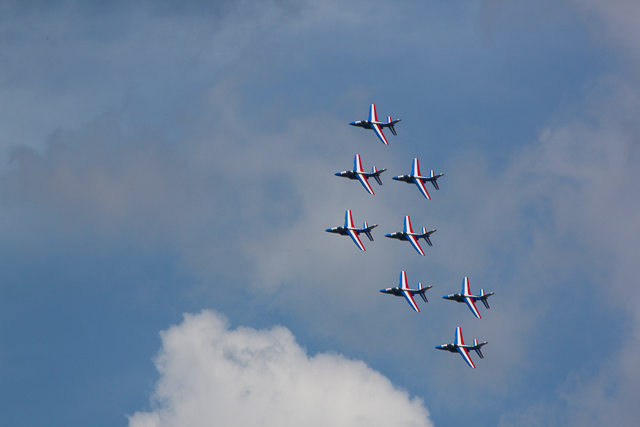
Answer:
127;309;433;427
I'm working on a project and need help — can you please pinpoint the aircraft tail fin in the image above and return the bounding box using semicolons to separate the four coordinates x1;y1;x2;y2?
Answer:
430;170;440;190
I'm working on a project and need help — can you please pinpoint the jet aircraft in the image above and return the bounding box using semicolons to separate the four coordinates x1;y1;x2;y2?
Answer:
392;158;444;199
349;104;401;145
384;216;436;256
326;210;378;251
380;271;432;312
335;154;386;195
443;277;495;319
436;327;488;369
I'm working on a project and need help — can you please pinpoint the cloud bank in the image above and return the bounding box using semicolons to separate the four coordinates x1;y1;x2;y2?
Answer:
127;310;433;427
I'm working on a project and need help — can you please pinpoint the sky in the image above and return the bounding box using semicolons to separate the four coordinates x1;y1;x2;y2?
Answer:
1;0;640;426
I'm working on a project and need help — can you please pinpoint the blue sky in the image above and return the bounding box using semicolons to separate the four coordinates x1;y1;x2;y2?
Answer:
1;1;640;426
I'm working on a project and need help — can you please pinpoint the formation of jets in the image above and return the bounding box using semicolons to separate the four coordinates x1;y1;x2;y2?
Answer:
327;104;495;368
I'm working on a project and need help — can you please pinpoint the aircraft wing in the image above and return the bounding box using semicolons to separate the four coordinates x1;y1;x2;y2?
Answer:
413;178;431;199
464;297;482;319
347;229;366;251
457;346;476;368
356;174;375;195
401;290;420;312
371;123;389;145
407;235;425;256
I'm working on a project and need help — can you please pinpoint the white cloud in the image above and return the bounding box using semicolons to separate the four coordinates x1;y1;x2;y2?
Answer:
127;309;432;427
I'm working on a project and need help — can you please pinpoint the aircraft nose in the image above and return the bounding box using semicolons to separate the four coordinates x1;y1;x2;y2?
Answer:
379;289;387;293
349;121;357;126
384;233;392;237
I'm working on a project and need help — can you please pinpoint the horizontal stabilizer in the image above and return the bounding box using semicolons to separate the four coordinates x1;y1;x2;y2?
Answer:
424;235;433;247
431;171;440;190
473;339;485;359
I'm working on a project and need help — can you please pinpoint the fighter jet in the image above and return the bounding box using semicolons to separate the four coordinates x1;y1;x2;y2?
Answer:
380;271;433;312
326;210;378;251
384;216;436;256
392;158;444;199
335;154;387;195
436;327;488;369
443;277;495;319
349;104;401;145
